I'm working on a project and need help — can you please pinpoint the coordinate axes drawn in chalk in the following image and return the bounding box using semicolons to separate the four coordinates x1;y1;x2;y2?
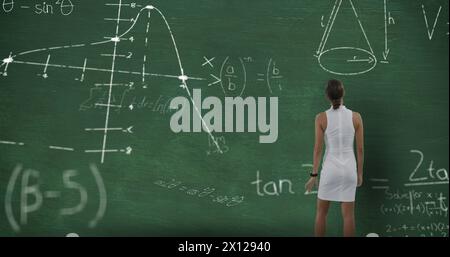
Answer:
0;1;224;163
315;0;400;76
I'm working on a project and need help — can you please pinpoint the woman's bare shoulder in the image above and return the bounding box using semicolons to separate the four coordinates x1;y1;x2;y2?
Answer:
352;111;363;129
352;111;363;120
315;112;326;121
315;112;327;131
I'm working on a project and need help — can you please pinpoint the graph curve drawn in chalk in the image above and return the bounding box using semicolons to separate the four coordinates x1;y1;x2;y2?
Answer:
1;2;223;163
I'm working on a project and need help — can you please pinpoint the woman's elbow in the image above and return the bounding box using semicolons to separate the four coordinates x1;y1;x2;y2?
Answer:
357;147;364;156
314;147;323;156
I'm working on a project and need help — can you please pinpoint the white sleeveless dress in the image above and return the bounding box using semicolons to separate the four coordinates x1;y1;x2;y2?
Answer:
317;105;358;202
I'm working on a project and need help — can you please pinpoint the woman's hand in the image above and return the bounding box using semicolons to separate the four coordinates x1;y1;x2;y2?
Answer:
357;174;363;187
305;177;318;193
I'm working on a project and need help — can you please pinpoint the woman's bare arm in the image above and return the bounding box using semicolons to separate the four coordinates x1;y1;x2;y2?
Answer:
305;113;325;192
353;112;364;185
312;113;325;175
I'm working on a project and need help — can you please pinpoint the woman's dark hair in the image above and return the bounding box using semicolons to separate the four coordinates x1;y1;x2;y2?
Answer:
326;79;345;110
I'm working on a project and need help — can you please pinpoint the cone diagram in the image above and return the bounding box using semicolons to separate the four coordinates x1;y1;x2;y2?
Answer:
316;0;377;76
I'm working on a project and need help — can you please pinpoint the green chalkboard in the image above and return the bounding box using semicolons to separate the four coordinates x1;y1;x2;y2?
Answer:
0;0;448;237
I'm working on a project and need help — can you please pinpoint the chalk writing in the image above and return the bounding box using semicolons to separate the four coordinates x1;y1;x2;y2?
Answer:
154;178;245;207
4;163;107;232
203;56;284;96
369;149;449;237
380;190;448;217
407;150;449;186
251;165;318;197
386;223;448;237
80;89;174;115
1;0;75;16
251;170;295;197
206;135;229;156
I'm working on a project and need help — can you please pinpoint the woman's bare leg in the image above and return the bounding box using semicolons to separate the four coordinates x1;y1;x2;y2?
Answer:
341;202;355;237
315;199;330;237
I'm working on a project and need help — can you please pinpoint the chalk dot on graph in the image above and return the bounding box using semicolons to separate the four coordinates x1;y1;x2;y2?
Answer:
366;233;380;237
145;5;155;10
2;57;13;64
178;75;188;82
66;233;80;237
111;37;121;42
